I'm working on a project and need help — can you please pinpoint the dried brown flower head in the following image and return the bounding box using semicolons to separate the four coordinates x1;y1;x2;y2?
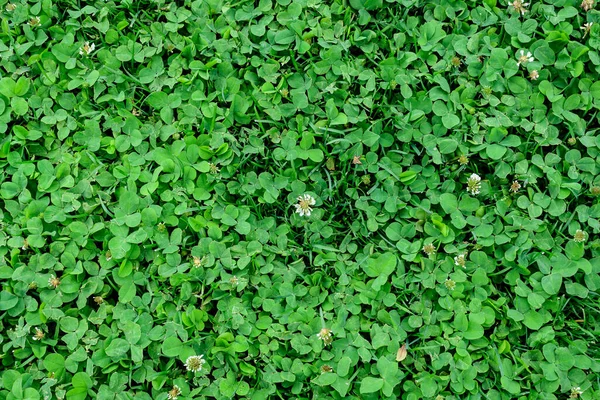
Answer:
510;181;521;193
321;365;333;373
581;0;595;12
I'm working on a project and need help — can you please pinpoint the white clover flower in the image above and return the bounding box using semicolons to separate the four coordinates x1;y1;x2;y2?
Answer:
79;42;95;56
581;22;594;38
32;328;45;341
294;194;316;217
570;386;584;398
316;328;333;345
582;22;594;30
6;3;17;11
48;275;60;289
444;279;456;291
28;16;41;27
192;255;206;268
573;230;587;243
167;385;181;400
209;163;220;174
423;243;435;256
517;50;534;66
509;0;529;15
454;254;466;268
529;70;539;80
466;173;481;195
185;355;206;372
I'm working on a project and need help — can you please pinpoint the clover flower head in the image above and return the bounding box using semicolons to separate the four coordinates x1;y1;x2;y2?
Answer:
28;16;41;27
582;22;594;30
581;0;595;12
423;243;436;256
570;386;584;398
573;230;587;243
582;22;594;38
467;173;481;195
185;355;206;372
444;279;456;291
167;385;181;400
454;254;467;268
510;180;521;193
317;328;333;345
32;328;45;341
48;275;60;289
79;42;95;56
294;194;316;217
517;50;534;66
458;155;469;165
509;0;529;15
192;255;205;268
209;163;220;174
321;365;333;373
6;3;17;12
529;70;539;80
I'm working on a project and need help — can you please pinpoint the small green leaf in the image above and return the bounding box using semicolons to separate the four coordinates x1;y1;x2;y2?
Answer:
441;114;460;129
105;339;129;358
362;252;397;278
0;291;18;310
359;377;384;394
541;274;562;295
440;193;458;214
161;336;183;357
438;138;458;154
486;144;507;160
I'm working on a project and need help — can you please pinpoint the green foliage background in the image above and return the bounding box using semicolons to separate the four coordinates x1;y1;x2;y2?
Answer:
1;0;600;399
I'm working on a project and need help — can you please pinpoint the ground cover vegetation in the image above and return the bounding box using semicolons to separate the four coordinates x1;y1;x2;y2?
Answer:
0;0;599;399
